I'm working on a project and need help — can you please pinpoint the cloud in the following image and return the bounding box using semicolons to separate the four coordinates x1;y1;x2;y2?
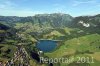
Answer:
0;0;17;10
72;0;97;6
0;0;39;16
0;0;41;16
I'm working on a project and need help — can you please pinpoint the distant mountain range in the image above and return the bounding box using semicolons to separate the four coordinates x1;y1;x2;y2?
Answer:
0;13;100;31
0;13;73;27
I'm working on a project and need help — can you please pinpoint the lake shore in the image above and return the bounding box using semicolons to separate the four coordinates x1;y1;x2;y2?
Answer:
39;39;62;42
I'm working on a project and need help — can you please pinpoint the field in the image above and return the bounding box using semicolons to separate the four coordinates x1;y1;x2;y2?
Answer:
45;34;100;66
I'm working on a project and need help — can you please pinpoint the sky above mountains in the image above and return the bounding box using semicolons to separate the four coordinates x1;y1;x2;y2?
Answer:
0;0;100;17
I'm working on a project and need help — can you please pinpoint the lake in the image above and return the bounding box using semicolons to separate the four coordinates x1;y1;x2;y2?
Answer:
36;40;57;52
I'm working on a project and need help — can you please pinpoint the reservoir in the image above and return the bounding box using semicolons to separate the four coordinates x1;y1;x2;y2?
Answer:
36;40;57;52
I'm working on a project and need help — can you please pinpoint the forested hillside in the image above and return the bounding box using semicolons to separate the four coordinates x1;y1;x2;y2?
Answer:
0;13;73;28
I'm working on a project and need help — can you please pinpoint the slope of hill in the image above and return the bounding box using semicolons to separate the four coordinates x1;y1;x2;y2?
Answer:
0;13;73;28
0;23;9;30
72;14;100;34
0;23;9;42
45;34;100;66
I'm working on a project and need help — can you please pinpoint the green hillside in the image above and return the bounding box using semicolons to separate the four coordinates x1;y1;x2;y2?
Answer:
0;14;100;66
45;34;100;66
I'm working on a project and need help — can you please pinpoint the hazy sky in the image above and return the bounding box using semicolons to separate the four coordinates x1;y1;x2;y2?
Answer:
0;0;100;17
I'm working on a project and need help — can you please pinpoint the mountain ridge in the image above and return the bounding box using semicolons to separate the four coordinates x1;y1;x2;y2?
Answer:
0;13;100;29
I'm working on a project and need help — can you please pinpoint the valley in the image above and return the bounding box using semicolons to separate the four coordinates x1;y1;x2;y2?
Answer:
0;13;100;66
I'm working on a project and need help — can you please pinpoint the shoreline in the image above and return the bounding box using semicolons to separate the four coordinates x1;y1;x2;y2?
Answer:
39;39;62;42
